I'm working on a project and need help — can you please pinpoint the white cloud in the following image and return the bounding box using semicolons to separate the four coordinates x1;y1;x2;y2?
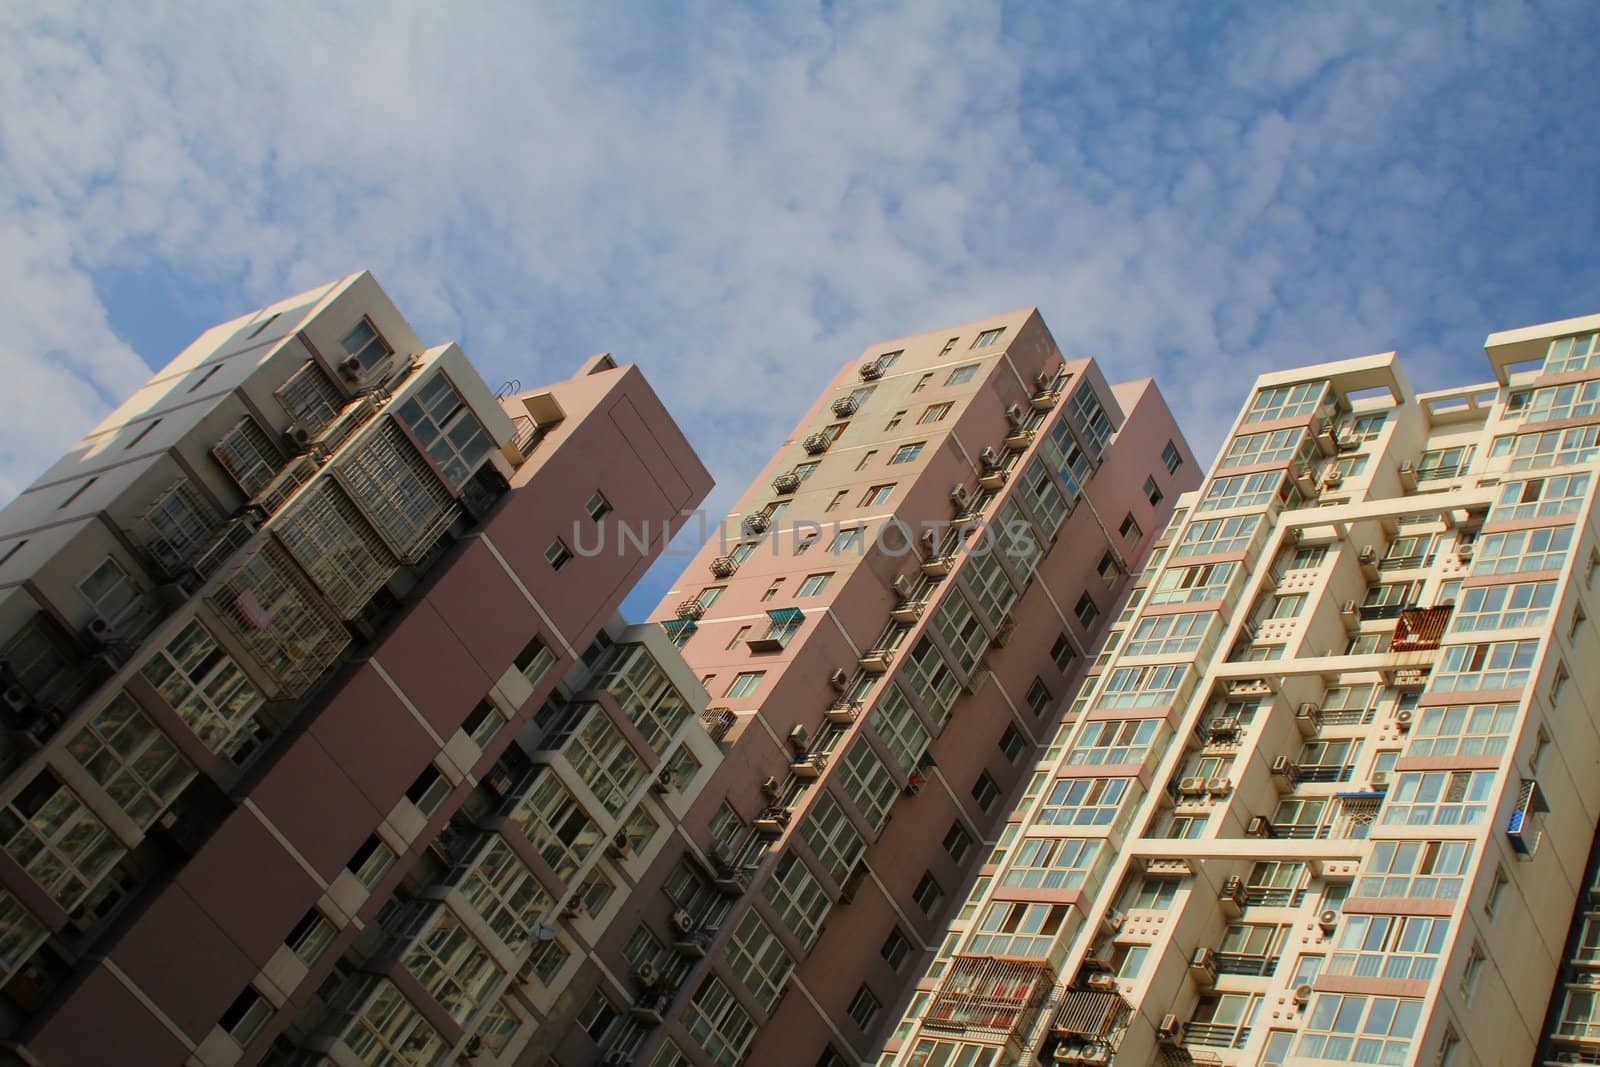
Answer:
1;2;1597;591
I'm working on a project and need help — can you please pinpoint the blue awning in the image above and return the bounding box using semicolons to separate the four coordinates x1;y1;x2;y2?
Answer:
767;607;805;623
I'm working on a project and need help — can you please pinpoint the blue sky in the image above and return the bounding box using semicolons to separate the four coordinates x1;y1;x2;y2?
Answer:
2;1;1597;617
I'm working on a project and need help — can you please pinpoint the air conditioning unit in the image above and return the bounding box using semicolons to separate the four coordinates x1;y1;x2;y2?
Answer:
285;423;316;450
979;446;1001;469
608;830;632;857
1178;776;1207;797
788;724;810;753
1207;777;1232;797
1270;756;1299;779
1293;983;1314;1006
891;574;913;599
1156;1014;1183;1044
339;355;364;380
1295;702;1322;736
1034;370;1052;392
634;960;661;987
2;685;32;715
1371;770;1391;789
1101;907;1126;934
1189;947;1218;984
1086;972;1116;991
1317;909;1339;933
671;909;696;935
761;776;782;799
829;668;850;691
1207;717;1239;740
86;616;116;643
950;483;972;508
654;767;678;793
562;899;586;919
1398;461;1418;489
1005;403;1026;428
602;1051;631;1066
1322;468;1344;488
1339;599;1359;622
1218;876;1246;916
1395;709;1414;731
1358;545;1378;567
1246;815;1274;838
1457;541;1475;561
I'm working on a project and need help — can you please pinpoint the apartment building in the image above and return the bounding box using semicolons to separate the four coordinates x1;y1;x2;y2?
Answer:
610;312;1198;1067
0;272;722;1067
882;314;1600;1067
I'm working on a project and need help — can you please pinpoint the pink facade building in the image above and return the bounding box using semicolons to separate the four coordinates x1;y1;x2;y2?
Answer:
613;312;1199;1067
0;273;718;1066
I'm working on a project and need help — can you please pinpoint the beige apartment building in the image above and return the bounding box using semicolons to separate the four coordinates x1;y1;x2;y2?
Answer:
620;311;1198;1067
882;314;1600;1067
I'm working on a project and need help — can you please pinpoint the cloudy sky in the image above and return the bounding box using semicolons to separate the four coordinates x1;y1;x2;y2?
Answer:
3;1;1597;614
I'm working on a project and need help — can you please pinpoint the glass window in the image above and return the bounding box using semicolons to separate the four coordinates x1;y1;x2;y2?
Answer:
65;694;194;828
395;373;493;489
1037;777;1128;826
140;620;265;758
0;770;123;910
722;910;793;1013
890;442;925;464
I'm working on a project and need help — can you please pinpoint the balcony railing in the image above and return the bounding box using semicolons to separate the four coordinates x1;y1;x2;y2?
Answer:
701;706;736;742
772;471;801;494
832;396;859;417
1295;765;1354;784
802;432;832;455
1184;1023;1251;1049
1214;952;1279;977
1244;887;1305;907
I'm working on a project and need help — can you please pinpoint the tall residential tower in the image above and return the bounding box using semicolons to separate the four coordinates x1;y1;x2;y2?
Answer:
621;311;1198;1067
0;273;724;1067
885;315;1600;1067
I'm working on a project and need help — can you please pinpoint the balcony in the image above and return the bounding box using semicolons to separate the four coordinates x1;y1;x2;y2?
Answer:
791;753;827;779
709;556;737;578
700;706;736;742
924;957;1056;1040
802;432;832;455
676;599;706;620
825;698;862;724
832;395;859;418
1391;605;1452;652
859;649;894;673
772;471;801;494
748;608;803;652
1295;764;1354;784
1214;952;1278;977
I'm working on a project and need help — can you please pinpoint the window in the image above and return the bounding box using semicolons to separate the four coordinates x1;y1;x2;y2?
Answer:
876;351;902;369
943;823;972;864
726;626;751;650
1331;913;1448;982
722;910;793;1013
276;361;342;432
838;741;898;831
1433;640;1538;692
514;636;556;686
971;772;1000;812
868;684;931;773
506;771;600;881
1485;865;1509;916
1050;634;1076;672
395;373;493;488
1220;427;1306;468
1118;513;1141;542
1527;380;1600;424
885;411;906;430
1037;777;1128;827
339;317;393;370
920;402;953;424
970;901;1071;958
1074;593;1100;628
763;854;830;948
219;987;272;1045
1187;993;1260;1049
1560;989;1600;1042
347;835;396;890
1199;471;1284;512
848;985;881;1029
1460;943;1485;1002
799;793;865;884
826;490;849;513
0;770;123;910
760;580;782;602
913;373;933;393
1475;525;1573;574
1417;445;1473;480
972;328;1005;349
546;539;573;570
830;527;865;554
141;620;265;758
855;450;878;471
860;484;894;507
792;461;819;483
64;694;194;829
1002;837;1101;891
1244;382;1324;423
1125;613;1210;657
1408;703;1517;759
1297;994;1420;1063
725;672;764;699
1176;515;1261;557
890;442;925;464
585;491;612;520
882;928;912;970
286;907;338;965
397;764;450;818
1066;719;1160;766
998;725;1024;762
60;477;97;510
912;873;944;914
1132;877;1180;910
1452;581;1556;631
1494;473;1590;520
1025;678;1052;716
1382;770;1495;826
1098;664;1189;709
1114;944;1150;980
1162;440;1183;474
212;417;282;495
1544;330;1600;373
1143;476;1163;505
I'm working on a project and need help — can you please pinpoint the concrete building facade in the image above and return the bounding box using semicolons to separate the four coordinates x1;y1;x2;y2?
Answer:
883;315;1600;1067
0;273;721;1067
617;312;1198;1067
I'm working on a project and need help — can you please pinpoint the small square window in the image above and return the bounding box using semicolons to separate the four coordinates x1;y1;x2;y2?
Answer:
847;985;881;1029
856;450;878;471
726;672;765;699
1143;476;1163;505
514;636;556;685
971;772;1000;812
890;442;925;464
347;835;395;889
998;725;1024;762
404;764;452;817
761;579;783;602
876;351;903;370
944;364;979;386
940;337;959;356
285;908;338;965
546;539;573;570
1096;552;1118;582
1118;513;1141;542
943;822;971;863
1050;634;1076;672
1485;865;1509;916
726;625;752;650
1162;440;1183;474
971;328;1005;349
219;986;272;1046
826;490;849;513
913;373;933;393
1025;678;1052;716
912;872;943;914
1075;593;1100;628
460;699;505;748
881;928;912;970
830;528;865;553
861;484;894;507
919;402;953;424
585;491;612;520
